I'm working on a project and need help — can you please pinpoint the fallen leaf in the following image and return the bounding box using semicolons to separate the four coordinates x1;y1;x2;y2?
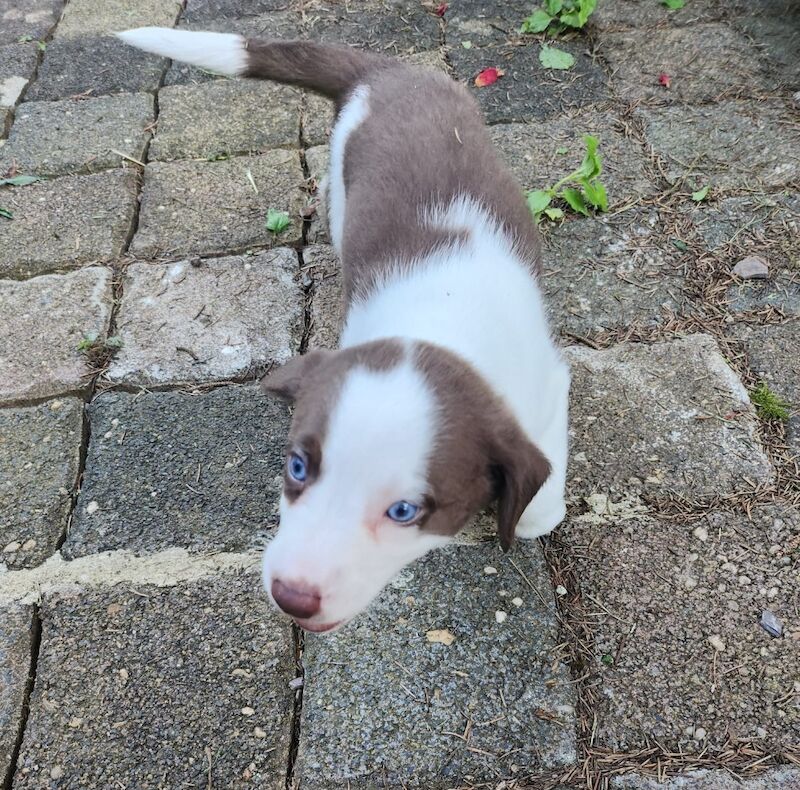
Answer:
658;72;671;89
266;208;291;233
0;207;12;219
435;2;448;16
426;629;456;645
691;185;710;202
539;44;575;70
0;174;40;186
474;67;504;87
662;0;685;8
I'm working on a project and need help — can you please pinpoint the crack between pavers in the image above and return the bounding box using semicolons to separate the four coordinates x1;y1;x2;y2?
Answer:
284;625;305;790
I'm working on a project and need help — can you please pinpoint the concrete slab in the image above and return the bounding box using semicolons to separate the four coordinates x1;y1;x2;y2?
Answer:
565;334;774;501
130;151;305;260
303;244;341;350
64;384;290;558
0;170;137;278
0;0;62;46
55;0;182;39
0;93;154;177
611;768;800;789
0;43;38;119
298;541;576;788
638;101;800;191
151;79;301;161
0;267;113;404
108;250;303;385
0;399;83;570
560;503;800;749
26;35;166;101
13;574;294;789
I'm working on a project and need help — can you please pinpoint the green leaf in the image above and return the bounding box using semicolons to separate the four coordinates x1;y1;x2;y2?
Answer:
461;40;472;48
661;0;685;8
601;653;614;667
691;185;710;202
17;35;33;43
556;146;569;155
560;0;597;27
545;0;563;14
671;238;689;252
583;180;608;211
521;9;553;33
0;207;12;219
544;207;565;220
266;208;291;234
539;44;575;70
0;175;40;187
562;187;590;216
578;135;602;180
37;40;46;52
527;190;552;215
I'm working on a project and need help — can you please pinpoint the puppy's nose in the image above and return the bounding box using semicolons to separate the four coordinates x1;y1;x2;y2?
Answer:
271;578;321;619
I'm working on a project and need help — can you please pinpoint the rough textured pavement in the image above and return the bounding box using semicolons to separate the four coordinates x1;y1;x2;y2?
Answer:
0;1;798;788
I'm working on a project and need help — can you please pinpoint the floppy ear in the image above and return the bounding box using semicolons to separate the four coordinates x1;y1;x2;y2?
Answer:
489;422;551;552
260;349;331;401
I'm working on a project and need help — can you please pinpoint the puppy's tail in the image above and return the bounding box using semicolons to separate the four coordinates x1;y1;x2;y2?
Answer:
116;27;388;101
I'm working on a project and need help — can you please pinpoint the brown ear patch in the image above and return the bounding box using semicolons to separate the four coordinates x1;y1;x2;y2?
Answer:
260;349;332;401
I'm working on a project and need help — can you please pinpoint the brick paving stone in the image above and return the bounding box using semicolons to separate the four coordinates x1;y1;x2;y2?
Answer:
0;170;137;278
0;399;83;570
64;384;289;558
55;0;182;39
0;267;113;403
445;0;537;47
150;80;301;161
0;43;38;128
26;35;166;101
725;273;800;316
131;151;305;259
637;101;800;191
0;93;154;177
0;0;62;46
108;250;303;385
565;334;773;501
450;41;608;124
611;768;800;789
14;574;294;789
304;244;341;350
297;542;576;789
601;24;767;103
541;211;687;336
489;112;657;207
733;321;800;456
0;604;33;783
559;502;800;749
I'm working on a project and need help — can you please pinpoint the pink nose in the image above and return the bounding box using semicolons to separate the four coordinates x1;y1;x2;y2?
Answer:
271;578;321;619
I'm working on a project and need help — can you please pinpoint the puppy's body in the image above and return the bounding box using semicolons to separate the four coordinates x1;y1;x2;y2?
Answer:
119;28;570;631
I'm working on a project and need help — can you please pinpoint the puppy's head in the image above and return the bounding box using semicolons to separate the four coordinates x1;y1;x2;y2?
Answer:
260;339;550;632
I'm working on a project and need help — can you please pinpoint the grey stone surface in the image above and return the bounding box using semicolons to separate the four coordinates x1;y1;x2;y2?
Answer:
55;0;182;39
560;503;800;749
725;272;800;316
638;102;800;191
108;250;303;385
0;399;83;570
303;144;330;244
541;210;687;337
602;24;767;103
0;604;32;785
611;768;800;789
734;6;800;91
450;41;608;124
0;267;113;404
151;80;301;161
27;35;166;101
734;321;800;454
14;574;294;789
0;170;137;278
0;43;38;119
589;0;733;30
565;334;774;501
298;542;576;789
445;0;536;46
304;244;341;350
130;151;305;259
0;0;62;46
0;93;154;177
182;0;287;24
64;384;290;558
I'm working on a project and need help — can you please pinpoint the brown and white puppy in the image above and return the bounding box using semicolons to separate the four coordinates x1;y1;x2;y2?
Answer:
118;28;570;633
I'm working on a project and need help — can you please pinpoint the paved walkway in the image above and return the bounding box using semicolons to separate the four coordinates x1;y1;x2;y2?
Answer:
0;1;798;788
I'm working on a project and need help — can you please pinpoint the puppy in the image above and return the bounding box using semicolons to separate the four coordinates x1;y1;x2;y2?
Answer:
119;28;570;633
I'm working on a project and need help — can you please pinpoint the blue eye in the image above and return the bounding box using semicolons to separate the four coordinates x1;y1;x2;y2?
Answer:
386;500;420;524
287;452;307;483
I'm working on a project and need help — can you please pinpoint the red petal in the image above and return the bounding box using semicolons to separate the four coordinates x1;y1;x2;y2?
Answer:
474;67;504;87
658;72;671;88
435;2;448;16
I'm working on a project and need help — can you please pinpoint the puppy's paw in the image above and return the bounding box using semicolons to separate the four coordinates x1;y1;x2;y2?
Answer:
515;499;566;540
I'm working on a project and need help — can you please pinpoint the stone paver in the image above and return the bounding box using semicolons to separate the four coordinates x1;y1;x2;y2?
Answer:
14;574;294;789
0;43;38;128
450;41;608;124
541;211;687;336
0;0;62;46
638;102;800;191
445;0;536;47
55;0;181;39
560;502;800;749
151;80;301;161
0;171;136;278
64;384;289;559
0;267;113;404
734;6;800;92
0;93;154;177
181;0;288;24
612;768;800;789
590;0;733;31
131;151;305;259
108;250;303;385
26;35;166;100
298;541;576;789
602;24;768;103
304;244;341;350
725;273;800;316
0;399;83;570
0;604;32;784
566;334;774;501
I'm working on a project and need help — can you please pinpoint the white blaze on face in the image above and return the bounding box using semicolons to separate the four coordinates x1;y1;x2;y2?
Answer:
262;358;451;627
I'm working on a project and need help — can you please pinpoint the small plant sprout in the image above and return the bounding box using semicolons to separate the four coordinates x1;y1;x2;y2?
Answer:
521;0;598;35
77;334;124;369
662;0;686;9
751;382;791;422
527;135;609;221
266;209;291;234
